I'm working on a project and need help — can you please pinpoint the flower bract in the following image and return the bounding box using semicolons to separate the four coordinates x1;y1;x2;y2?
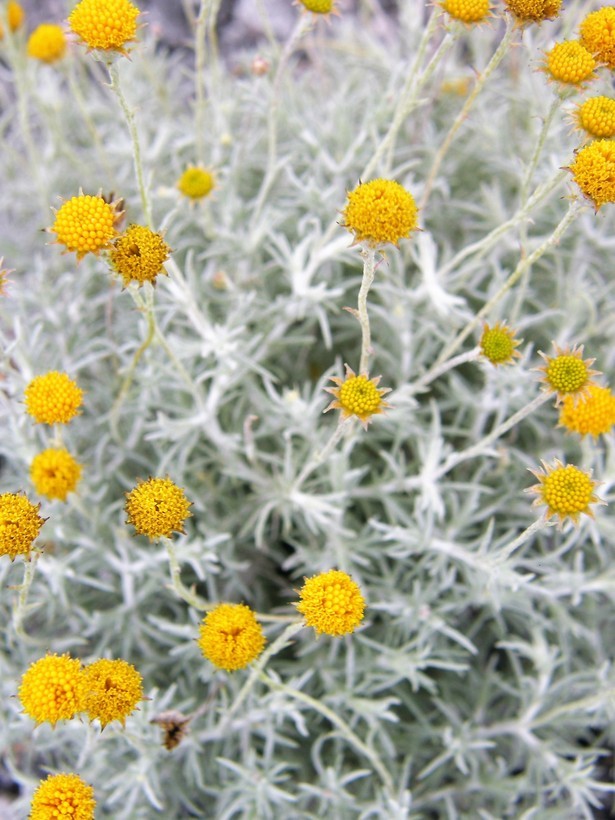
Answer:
442;0;490;24
19;654;83;726
569;139;615;210
479;322;521;366
296;569;366;636
50;193;120;259
25;371;83;425
342;179;418;246
109;224;170;287
27;24;67;63
324;364;391;429
0;493;45;560
528;459;601;526
79;658;143;728
125;476;192;540
198;603;266;671
538;344;598;403
580;6;615;69
543;41;596;86
29;773;95;820
30;448;82;502
69;0;140;53
298;0;335;13
177;167;215;200
559;383;615;438
503;0;561;23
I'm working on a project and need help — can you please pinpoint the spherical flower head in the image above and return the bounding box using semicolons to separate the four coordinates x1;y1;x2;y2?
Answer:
19;654;83;726
25;371;83;425
177;167;215;200
580;7;615;69
297;0;335;13
503;0;561;23
125;476;192;540
50;193;119;259
528;459;601;526
27;24;67;63
0;493;45;560
324;364;391;430
30;448;82;502
342;179;418;247
30;773;95;820
69;0;140;54
479;322;521;366
442;0;490;24
296;569;366;637
538;344;599;403
543;41;596;86
576;96;615;140
0;1;24;38
569;139;615;210
198;604;266;671
109;224;170;287
559;383;615;438
79;658;143;728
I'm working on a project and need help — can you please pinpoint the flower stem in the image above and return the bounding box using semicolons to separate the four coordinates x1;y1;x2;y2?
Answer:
294;416;355;489
358;245;377;374
11;550;41;644
411;346;480;394
164;539;209;610
496;518;552;563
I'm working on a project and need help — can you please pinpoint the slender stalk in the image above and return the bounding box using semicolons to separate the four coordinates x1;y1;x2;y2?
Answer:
164;539;209;610
194;0;208;164
11;550;41;643
294;417;355;489
496;518;552;563
411;347;480;394
358;246;377;374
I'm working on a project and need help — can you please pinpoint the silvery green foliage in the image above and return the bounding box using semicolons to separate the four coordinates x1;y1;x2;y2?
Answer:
1;1;614;817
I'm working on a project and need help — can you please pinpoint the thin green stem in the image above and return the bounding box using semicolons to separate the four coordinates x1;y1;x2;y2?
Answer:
294;416;355;489
358;246;377;374
496;518;552;564
164;539;209;610
11;550;41;644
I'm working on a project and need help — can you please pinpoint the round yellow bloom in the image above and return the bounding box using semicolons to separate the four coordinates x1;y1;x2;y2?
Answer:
342;179;418;247
30;773;95;820
503;0;561;22
570;139;615;210
69;0;139;53
559;383;615;438
298;0;335;12
0;493;45;560
479;322;521;366
538;344;598;402
198;604;266;671
125;476;192;540
79;658;143;728
30;448;82;502
528;459;600;526
27;24;67;63
0;1;24;39
442;0;490;24
580;7;615;69
51;193;118;259
544;41;596;86
109;224;170;287
177;166;215;200
576;96;615;139
25;371;83;425
324;363;391;430
19;654;83;726
296;569;365;637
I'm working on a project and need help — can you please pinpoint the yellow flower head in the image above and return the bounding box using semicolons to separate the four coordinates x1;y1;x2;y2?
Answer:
125;476;192;540
30;773;95;820
69;0;140;53
296;569;366;637
538;343;599;403
575;96;615;139
324;363;391;430
27;24;67;63
569;139;615;210
342;179;418;247
50;193;121;260
297;0;336;13
580;6;615;69
442;0;490;24
0;1;24;38
19;654;83;726
109;224;170;287
479;322;521;366
79;658;143;728
25;371;83;425
198;603;266;671
0;493;45;560
543;41;597;86
30;448;82;502
177;166;215;200
559;383;615;438
503;0;561;22
528;459;601;526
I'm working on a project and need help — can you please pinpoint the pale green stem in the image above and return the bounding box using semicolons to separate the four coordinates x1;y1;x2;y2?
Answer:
358;246;377;375
496;518;552;564
435;391;553;478
420;18;516;210
423;200;582;382
164;539;209;610
294;416;355;489
411;347;480;394
107;61;152;228
194;0;208;164
220;621;305;728
261;672;396;797
11;550;41;644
